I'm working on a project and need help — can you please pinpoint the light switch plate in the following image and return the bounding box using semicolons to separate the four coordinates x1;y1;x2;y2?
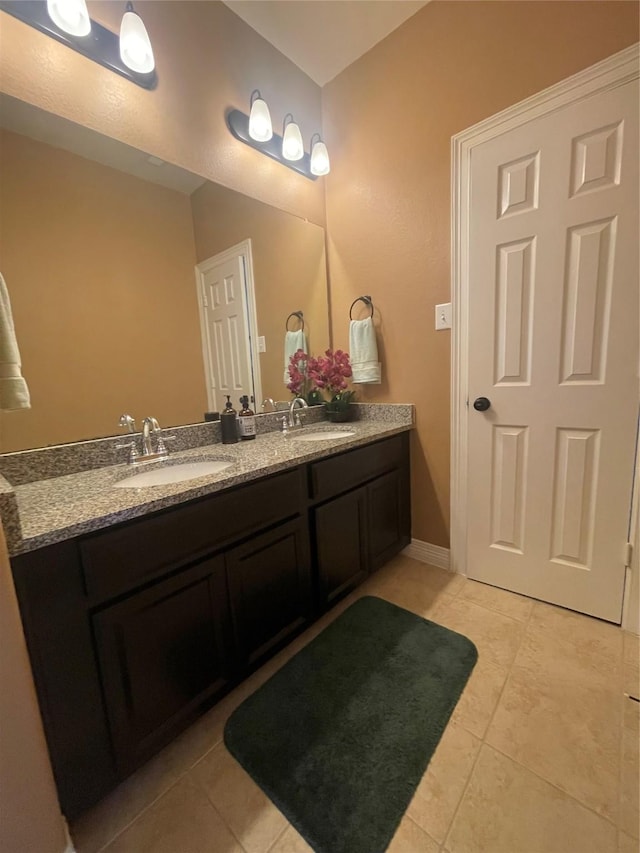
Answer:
257;336;266;353
435;303;452;330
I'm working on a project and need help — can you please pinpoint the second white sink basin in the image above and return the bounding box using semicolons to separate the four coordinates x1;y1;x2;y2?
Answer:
115;459;234;488
291;429;356;442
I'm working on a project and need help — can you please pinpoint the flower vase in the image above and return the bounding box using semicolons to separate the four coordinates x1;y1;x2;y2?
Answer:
324;393;354;423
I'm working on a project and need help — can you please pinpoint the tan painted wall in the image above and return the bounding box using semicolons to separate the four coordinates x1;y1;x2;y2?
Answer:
191;181;330;403
0;128;205;452
0;524;68;853
322;0;639;547
0;1;324;226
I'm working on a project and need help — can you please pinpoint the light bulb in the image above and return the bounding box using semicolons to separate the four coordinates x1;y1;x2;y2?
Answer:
282;118;304;162
249;96;272;142
310;139;330;176
120;3;155;74
46;0;91;36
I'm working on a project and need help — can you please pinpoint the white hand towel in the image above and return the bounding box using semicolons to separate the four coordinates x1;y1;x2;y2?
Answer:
350;317;381;384
0;273;30;410
284;329;307;385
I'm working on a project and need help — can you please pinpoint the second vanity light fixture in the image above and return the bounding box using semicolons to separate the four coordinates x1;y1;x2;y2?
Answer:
0;0;157;88
227;90;330;180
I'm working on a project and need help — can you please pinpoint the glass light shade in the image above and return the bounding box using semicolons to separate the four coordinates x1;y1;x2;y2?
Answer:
249;98;273;142
46;0;90;36
282;121;304;161
310;140;330;176
120;8;155;74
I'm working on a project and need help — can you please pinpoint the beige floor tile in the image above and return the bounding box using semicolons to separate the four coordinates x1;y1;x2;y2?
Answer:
529;602;622;668
620;699;640;839
70;747;182;853
623;632;640;698
380;555;466;597
192;743;287;853
407;720;481;844
457;579;534;622
517;617;621;696
268;825;314;852
433;598;525;669
386;816;440;853
618;830;640;852
446;745;617;853
449;655;509;739
486;633;621;821
102;775;242;853
367;575;455;621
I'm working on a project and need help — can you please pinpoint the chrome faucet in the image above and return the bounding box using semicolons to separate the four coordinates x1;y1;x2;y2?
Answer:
118;413;136;433
116;415;176;464
261;398;276;412
280;397;308;433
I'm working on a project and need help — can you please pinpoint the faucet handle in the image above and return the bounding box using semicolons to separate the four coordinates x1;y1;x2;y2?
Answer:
155;434;176;455
116;441;139;464
278;415;288;434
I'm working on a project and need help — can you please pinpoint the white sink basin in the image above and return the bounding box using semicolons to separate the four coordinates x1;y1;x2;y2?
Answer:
114;459;234;488
291;430;356;442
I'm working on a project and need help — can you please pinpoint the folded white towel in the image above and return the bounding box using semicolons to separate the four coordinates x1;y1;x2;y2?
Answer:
0;273;30;411
284;329;307;385
350;317;381;384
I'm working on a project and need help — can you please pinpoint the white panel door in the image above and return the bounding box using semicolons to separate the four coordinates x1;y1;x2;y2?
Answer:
197;253;255;413
466;78;638;622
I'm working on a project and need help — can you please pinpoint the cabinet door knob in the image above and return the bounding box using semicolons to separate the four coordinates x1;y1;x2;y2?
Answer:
473;397;491;412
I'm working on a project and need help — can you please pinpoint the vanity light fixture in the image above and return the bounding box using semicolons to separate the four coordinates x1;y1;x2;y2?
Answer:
281;114;304;162
46;0;90;37
227;94;330;181
248;90;273;142
119;1;154;74
309;133;331;176
0;0;158;89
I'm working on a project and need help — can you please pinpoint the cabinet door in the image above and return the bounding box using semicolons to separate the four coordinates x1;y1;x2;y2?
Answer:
93;555;232;774
315;486;368;607
368;469;411;571
227;518;312;668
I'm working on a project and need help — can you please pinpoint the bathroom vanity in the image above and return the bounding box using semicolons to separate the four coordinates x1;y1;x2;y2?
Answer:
3;411;412;818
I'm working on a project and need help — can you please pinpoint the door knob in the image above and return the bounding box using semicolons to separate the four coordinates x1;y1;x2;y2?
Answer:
473;397;491;412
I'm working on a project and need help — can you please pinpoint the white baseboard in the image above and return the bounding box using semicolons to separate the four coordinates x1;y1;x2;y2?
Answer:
402;539;451;571
63;817;76;853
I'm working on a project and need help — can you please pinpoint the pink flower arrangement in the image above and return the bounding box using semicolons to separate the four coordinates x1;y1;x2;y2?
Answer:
287;348;354;403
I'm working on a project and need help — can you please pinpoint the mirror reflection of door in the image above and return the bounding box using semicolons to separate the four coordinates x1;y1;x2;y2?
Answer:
196;240;262;413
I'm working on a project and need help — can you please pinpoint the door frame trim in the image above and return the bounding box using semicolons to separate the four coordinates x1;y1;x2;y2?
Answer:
195;238;263;411
450;44;640;581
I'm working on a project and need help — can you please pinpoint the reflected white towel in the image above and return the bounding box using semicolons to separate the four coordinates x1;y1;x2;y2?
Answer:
350;317;381;384
0;273;30;410
284;329;307;385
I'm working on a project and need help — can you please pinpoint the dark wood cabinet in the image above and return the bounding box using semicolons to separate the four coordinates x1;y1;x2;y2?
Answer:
227;518;312;668
93;554;232;774
368;468;409;571
10;431;410;819
313;433;411;607
315;487;369;605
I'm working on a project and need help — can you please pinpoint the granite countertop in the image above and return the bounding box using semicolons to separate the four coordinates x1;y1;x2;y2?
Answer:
1;412;413;557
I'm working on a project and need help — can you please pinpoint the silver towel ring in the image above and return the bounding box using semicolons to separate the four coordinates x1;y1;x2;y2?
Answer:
285;311;304;332
349;295;374;320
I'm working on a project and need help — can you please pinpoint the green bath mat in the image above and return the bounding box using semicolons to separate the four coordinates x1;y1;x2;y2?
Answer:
224;596;477;853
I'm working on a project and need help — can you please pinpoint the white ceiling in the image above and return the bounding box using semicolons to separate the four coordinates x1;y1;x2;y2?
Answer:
222;0;429;86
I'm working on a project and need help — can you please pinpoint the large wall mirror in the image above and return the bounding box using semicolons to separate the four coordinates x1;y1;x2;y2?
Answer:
0;94;330;453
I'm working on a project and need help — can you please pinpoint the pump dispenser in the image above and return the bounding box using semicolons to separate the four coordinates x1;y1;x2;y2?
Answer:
238;395;256;440
220;395;239;444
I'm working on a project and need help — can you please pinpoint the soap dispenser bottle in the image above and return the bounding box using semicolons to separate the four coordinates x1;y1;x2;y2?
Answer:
238;395;256;440
220;396;239;444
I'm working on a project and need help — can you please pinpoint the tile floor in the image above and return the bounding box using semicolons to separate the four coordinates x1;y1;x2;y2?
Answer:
70;556;640;853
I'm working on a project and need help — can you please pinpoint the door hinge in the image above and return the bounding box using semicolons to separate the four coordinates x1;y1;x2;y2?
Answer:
624;541;633;567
